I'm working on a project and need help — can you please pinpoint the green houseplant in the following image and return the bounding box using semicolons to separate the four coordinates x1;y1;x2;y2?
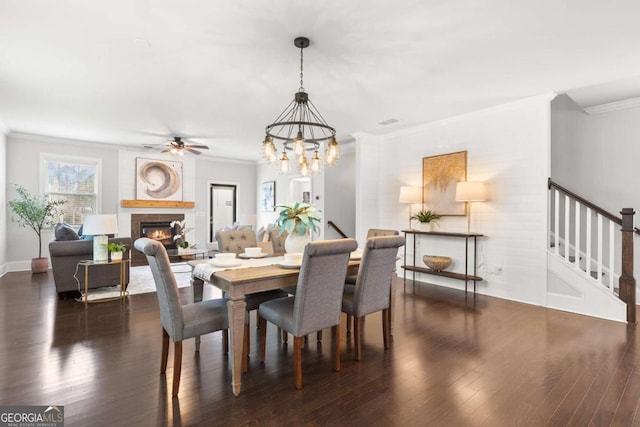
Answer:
275;202;321;253
107;242;127;261
8;184;66;273
411;209;441;229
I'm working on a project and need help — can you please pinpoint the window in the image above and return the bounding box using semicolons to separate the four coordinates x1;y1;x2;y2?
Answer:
41;154;101;226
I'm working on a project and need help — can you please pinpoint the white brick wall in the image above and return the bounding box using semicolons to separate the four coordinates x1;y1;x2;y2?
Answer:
356;94;554;306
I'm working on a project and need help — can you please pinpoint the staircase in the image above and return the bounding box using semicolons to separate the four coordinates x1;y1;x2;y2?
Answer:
547;179;637;323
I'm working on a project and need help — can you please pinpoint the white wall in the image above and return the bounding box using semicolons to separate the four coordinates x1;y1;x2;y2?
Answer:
6;133;121;270
324;148;356;239
0;127;7;276
195;156;256;247
357;95;553;305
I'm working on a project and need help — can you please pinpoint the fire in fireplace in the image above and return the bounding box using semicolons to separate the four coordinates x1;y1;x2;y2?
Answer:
140;222;177;249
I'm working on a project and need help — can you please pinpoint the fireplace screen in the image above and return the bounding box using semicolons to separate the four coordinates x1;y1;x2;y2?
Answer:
140;222;176;249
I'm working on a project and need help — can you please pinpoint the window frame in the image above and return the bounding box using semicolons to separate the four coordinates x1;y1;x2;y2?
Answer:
40;153;103;226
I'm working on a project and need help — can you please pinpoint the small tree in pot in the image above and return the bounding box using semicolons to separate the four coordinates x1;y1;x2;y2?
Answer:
8;185;66;273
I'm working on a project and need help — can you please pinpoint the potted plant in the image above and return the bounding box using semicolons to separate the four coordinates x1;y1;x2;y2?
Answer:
171;220;193;253
275;202;321;253
107;242;127;261
8;184;66;273
411;209;441;231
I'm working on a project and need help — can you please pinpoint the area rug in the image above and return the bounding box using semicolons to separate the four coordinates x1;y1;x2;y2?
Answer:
83;263;193;302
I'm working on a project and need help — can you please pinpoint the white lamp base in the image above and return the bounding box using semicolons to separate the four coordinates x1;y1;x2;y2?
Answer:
93;235;108;262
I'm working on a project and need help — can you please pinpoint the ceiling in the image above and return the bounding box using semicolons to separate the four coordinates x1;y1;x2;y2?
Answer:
1;0;640;161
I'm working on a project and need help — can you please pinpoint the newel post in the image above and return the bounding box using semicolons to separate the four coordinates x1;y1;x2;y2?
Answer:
619;208;636;323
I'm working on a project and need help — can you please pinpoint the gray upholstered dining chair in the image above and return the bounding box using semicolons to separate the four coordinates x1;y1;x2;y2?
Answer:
345;228;400;333
342;235;405;360
258;238;358;389
214;229;287;370
134;238;229;397
216;229;258;254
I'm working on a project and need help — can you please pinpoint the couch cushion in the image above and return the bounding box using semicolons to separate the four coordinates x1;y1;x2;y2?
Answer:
54;223;80;241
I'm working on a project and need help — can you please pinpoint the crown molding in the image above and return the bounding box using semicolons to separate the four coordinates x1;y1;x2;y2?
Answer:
584;97;640;115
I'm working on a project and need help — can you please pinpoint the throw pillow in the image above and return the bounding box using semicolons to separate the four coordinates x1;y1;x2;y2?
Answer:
256;226;267;242
54;223;80;241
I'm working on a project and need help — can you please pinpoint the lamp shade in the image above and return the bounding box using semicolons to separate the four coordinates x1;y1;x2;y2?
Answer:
82;214;119;235
399;186;422;204
455;182;487;202
239;214;257;227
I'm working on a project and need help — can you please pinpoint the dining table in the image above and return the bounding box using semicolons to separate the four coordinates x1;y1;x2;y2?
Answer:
188;255;361;396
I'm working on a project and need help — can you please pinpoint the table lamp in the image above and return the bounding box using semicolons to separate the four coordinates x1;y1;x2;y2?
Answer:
399;186;422;229
455;181;487;233
82;214;119;262
239;214;257;230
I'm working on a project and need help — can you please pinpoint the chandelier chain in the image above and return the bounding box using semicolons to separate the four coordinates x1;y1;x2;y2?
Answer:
299;45;304;92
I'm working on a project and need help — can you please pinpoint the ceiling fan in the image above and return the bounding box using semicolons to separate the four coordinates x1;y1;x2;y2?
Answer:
161;136;209;156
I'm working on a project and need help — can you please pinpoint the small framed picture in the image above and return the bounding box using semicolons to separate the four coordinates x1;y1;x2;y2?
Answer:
261;181;276;211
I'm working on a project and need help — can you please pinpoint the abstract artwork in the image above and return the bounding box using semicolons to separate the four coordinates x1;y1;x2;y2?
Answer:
261;181;276;212
136;158;183;201
422;151;467;216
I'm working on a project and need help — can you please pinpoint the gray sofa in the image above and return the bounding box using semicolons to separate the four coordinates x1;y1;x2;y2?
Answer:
49;237;132;294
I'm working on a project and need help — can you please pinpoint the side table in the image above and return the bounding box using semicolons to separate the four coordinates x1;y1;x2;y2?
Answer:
76;259;130;307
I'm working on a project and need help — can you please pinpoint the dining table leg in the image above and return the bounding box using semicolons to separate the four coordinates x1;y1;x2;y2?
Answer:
228;296;247;396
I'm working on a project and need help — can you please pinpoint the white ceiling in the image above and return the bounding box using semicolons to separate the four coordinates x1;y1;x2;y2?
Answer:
1;0;640;161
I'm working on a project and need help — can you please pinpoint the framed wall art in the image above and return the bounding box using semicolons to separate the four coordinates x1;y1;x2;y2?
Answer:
136;158;183;201
422;150;467;216
261;181;276;212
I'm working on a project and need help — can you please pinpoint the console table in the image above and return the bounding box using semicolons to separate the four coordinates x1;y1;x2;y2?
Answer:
402;230;483;293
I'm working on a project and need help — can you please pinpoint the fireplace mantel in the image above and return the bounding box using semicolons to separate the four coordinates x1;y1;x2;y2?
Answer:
121;200;195;209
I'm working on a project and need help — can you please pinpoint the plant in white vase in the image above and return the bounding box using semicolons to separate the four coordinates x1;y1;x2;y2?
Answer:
171;220;194;251
411;209;441;231
275;202;321;253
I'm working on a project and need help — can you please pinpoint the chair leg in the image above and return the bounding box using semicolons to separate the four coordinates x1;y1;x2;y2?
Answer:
195;336;201;352
282;328;288;343
294;336;304;389
161;328;170;374
382;308;390;349
354;316;363;361
223;329;229;354
346;314;352;335
332;325;341;372
172;341;183;397
259;316;267;363
316;330;323;342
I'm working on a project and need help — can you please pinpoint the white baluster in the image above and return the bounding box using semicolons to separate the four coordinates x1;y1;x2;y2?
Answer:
597;214;603;282
585;208;592;280
575;200;580;269
609;221;615;291
554;190;560;255
564;195;570;261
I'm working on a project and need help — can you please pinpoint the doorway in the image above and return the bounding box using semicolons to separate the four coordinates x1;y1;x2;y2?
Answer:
209;184;237;243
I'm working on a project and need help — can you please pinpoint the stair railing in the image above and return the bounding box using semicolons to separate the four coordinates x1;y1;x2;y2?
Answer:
548;178;636;322
327;220;349;238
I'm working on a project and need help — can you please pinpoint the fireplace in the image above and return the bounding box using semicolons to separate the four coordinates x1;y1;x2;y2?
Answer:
131;213;185;266
140;221;176;249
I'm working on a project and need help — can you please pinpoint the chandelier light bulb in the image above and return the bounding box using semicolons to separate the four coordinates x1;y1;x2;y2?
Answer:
279;151;290;174
299;157;310;177
311;150;321;173
262;136;277;162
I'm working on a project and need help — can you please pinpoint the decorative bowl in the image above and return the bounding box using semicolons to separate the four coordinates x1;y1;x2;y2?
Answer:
423;255;452;271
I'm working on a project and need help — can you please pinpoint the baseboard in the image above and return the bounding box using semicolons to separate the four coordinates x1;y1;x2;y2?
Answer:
6;260;41;273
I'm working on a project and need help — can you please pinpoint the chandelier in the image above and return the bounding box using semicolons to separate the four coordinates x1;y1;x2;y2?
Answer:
262;37;339;175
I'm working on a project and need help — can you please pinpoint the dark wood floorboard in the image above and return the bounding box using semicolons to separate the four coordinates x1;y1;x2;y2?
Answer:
1;271;640;426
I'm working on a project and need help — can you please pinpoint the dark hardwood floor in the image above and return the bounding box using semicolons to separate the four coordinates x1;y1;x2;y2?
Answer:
1;270;640;426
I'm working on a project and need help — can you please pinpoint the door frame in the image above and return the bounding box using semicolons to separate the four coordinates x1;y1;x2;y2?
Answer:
207;181;239;244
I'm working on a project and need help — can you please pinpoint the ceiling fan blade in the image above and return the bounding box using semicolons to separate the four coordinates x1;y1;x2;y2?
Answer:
186;144;209;149
184;147;202;155
161;147;173;153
